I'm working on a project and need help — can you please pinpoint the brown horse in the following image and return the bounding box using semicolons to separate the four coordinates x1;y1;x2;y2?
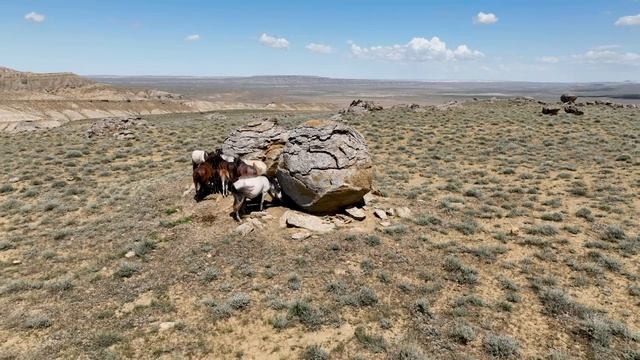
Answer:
193;161;215;202
215;156;259;197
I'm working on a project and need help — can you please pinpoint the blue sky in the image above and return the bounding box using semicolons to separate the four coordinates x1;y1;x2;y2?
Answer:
2;0;640;81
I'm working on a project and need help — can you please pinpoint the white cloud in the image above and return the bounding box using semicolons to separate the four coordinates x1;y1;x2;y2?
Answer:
594;44;621;50
24;11;45;23
473;12;498;24
259;33;289;49
349;37;483;62
572;49;640;65
306;43;332;54
537;47;640;66
537;56;560;64
615;14;640;26
185;34;200;42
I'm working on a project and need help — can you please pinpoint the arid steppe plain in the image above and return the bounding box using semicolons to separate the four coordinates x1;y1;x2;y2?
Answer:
1;75;639;359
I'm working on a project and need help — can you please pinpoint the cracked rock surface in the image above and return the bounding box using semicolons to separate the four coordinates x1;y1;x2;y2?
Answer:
221;119;289;175
277;119;372;213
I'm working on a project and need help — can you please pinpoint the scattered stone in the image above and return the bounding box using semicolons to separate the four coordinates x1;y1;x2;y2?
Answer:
374;209;388;220
281;210;336;233
386;208;395;217
247;218;264;229
120;292;155;315
396;207;413;219
541;106;560;115
204;113;227;121
340;99;383;115
379;221;391;227
124;250;136;258
363;192;376;206
222;119;289;176
86;116;143;138
345;207;366;221
435;101;462;111
143;89;182;100
333;214;354;227
509;227;520;236
291;231;312;240
9;177;19;183
115;129;136;140
249;211;269;218
234;223;254;236
564;105;584;115
276;120;373;214
560;94;578;103
12;260;22;265
159;322;177;332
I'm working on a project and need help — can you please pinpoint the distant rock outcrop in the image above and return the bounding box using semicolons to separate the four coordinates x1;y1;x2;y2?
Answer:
560;94;578;104
0;66;183;101
0;66;95;92
542;106;560;115
222;119;289;176
564;105;584;115
340;99;383;115
86;117;145;139
276;119;373;214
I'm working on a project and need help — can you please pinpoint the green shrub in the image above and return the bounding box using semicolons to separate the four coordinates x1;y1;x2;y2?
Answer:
444;256;478;285
301;345;329;360
451;322;476;344
483;334;519;358
354;326;387;353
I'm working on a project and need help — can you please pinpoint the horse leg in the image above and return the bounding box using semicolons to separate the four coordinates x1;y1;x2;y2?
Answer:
194;181;201;201
233;193;244;221
260;191;264;211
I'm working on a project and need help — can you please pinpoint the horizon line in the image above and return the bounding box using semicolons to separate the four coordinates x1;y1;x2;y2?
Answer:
84;74;639;85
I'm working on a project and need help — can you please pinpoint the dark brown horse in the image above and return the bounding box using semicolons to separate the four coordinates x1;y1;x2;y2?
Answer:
193;161;215;202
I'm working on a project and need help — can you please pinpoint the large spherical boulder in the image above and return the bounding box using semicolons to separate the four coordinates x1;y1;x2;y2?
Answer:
276;119;373;214
221;119;289;175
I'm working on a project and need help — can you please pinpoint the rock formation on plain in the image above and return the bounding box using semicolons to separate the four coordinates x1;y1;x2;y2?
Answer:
277;119;373;214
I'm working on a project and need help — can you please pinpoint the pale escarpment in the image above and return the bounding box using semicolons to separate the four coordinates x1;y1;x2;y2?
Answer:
0;67;335;132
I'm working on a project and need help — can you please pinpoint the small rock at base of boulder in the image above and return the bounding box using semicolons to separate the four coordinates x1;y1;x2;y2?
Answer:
281;210;336;233
291;231;312;240
247;218;264;229
374;209;388;220
363;192;376;206
234;223;254;236
345;207;366;221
